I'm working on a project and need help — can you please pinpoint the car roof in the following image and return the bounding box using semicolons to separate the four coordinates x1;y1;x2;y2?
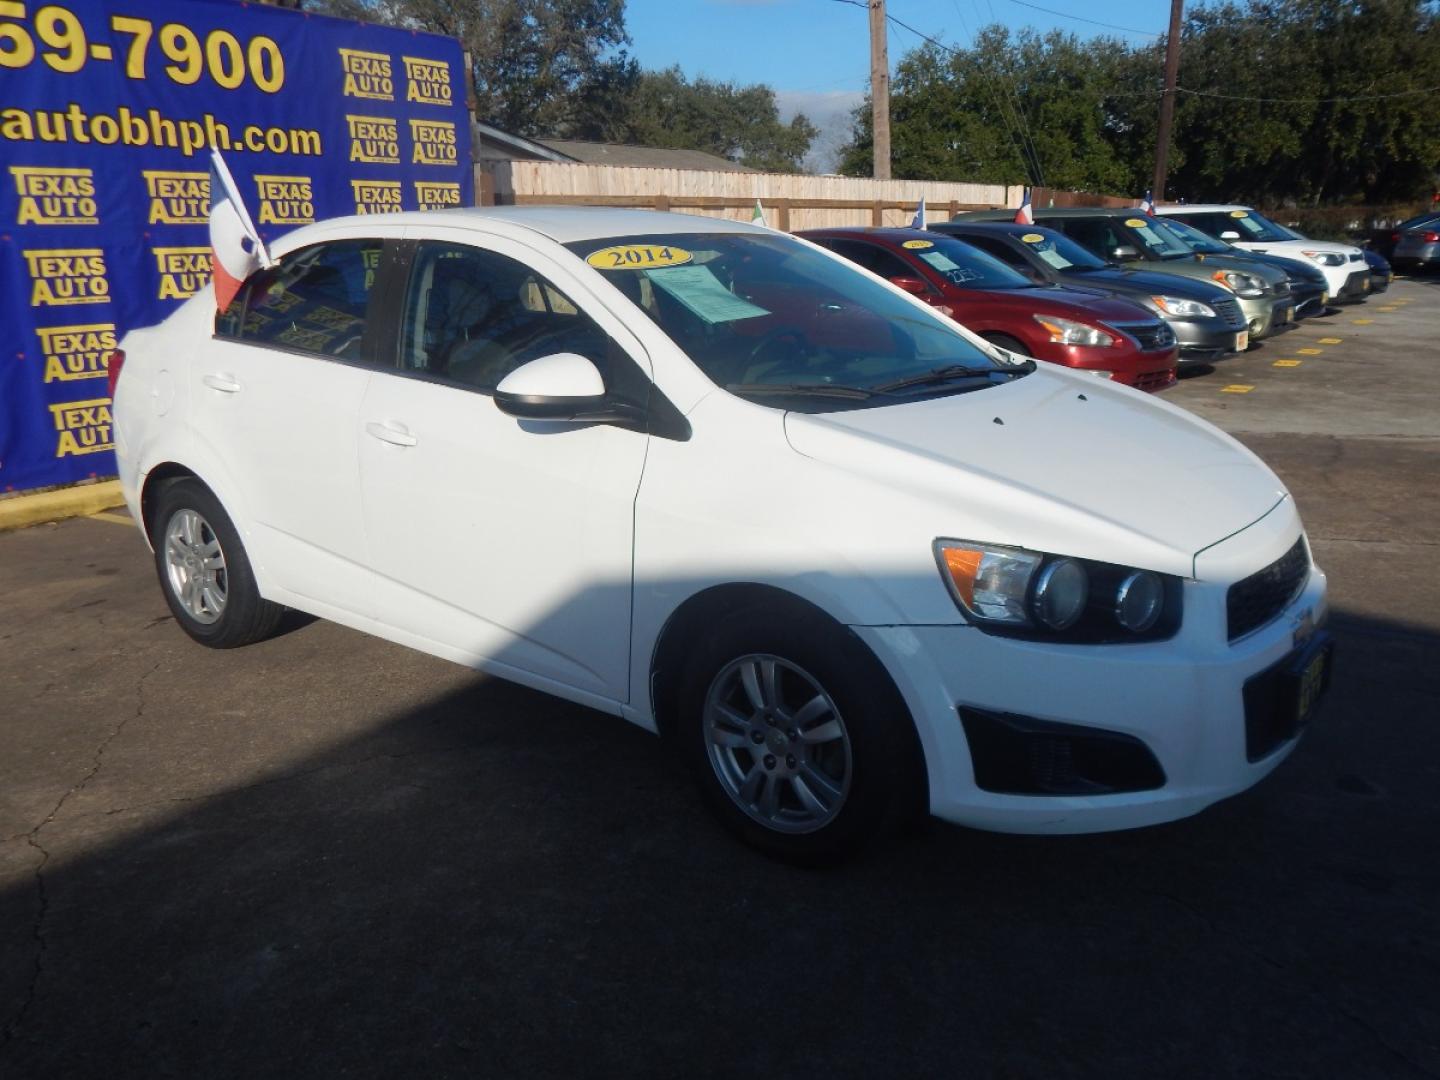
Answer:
796;226;939;242
930;220;1058;237
282;206;766;246
958;207;1148;220
1154;205;1254;214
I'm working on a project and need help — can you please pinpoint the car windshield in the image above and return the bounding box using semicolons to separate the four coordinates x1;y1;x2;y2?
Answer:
1009;229;1109;271
902;235;1036;290
1152;216;1232;254
1226;209;1294;243
1118;216;1195;259
564;231;1025;411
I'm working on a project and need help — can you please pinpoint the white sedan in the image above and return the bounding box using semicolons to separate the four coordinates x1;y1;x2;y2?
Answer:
111;208;1332;861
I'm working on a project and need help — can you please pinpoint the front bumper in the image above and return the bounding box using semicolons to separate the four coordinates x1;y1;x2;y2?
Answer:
1292;284;1329;317
1335;267;1371;302
855;523;1328;834
1170;316;1245;364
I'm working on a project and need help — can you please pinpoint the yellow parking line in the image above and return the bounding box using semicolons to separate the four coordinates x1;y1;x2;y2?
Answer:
1352;318;1374;325
1273;360;1303;368
1377;306;1399;312
1296;348;1324;355
1221;384;1255;393
87;512;134;527
1317;337;1343;344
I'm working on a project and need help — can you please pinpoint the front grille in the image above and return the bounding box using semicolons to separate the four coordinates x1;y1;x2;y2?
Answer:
1213;296;1246;329
1227;536;1309;641
1134;368;1176;392
1114;321;1175;351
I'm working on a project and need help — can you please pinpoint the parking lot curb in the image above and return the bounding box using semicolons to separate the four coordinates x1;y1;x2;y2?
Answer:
0;480;124;533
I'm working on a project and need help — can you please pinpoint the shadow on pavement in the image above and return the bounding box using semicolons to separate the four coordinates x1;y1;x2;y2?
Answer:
1;601;1436;1078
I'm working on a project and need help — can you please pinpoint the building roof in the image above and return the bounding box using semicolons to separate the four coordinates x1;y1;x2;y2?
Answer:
535;140;755;173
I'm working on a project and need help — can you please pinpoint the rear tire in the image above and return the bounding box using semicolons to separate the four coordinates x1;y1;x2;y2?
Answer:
151;479;284;649
676;605;926;864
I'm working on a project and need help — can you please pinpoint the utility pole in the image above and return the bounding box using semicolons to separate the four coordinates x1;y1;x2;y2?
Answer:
1151;0;1183;202
870;0;891;180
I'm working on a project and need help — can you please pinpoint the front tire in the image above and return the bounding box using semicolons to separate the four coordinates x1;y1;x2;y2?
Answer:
677;606;925;863
151;479;283;649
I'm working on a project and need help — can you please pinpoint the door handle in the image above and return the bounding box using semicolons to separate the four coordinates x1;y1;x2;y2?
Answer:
202;373;241;393
364;421;418;447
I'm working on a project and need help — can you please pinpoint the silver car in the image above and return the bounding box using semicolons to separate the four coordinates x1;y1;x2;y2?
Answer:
1393;219;1440;271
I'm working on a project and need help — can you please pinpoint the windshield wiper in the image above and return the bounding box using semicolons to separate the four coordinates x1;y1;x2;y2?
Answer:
725;382;880;399
874;362;1032;394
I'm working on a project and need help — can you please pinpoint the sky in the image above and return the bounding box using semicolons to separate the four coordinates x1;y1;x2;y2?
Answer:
624;0;1173;170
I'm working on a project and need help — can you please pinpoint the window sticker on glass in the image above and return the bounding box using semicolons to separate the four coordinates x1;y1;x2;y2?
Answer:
587;244;693;270
1021;233;1046;243
1037;249;1072;270
902;239;934;249
1124;218;1148;228
918;250;961;273
644;265;771;324
1230;210;1249;218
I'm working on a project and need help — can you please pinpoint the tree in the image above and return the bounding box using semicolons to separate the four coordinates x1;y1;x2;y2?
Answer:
618;68;818;172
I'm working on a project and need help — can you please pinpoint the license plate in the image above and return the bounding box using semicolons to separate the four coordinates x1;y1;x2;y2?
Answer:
1281;305;1293;324
1295;647;1329;724
1321;291;1329;305
1235;330;1249;352
1362;278;1371;291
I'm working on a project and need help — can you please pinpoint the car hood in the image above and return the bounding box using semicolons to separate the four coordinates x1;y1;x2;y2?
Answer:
968;285;1155;325
1235;238;1362;259
783;369;1287;577
1054;267;1230;302
1171;252;1289;285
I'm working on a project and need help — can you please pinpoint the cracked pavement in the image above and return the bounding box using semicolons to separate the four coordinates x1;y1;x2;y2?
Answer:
1;279;1437;1078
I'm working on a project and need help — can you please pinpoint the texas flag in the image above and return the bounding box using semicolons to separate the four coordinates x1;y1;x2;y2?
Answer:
208;148;269;311
1139;188;1156;215
1013;187;1034;225
909;198;927;229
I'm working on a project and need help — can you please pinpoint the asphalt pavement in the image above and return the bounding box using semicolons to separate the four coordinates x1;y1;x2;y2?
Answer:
1;278;1437;1079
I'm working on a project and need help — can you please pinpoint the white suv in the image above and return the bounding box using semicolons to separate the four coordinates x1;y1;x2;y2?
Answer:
111;208;1332;861
1156;204;1370;303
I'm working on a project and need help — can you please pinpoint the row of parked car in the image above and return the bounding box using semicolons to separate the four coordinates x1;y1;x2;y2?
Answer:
796;203;1389;393
1372;207;1440;270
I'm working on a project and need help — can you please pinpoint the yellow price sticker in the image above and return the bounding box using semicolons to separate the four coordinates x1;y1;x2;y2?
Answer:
901;239;934;249
586;245;693;271
1020;233;1045;243
1124;218;1148;228
1230;210;1249;218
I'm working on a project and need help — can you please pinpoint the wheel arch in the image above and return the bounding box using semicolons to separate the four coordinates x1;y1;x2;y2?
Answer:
140;462;204;541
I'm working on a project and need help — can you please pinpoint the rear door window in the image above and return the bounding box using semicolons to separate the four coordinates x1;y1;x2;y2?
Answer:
216;239;383;362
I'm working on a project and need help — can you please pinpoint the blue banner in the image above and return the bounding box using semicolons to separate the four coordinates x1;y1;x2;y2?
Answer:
1;0;472;493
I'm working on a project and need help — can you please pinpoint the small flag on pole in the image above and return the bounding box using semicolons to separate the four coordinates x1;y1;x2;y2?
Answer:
1013;187;1034;225
1139;188;1155;215
209;147;270;312
909;198;927;230
750;198;768;228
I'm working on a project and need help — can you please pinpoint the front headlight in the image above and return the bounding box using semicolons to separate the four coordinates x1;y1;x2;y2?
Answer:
934;540;1181;642
1212;270;1266;298
1032;314;1114;347
1152;295;1216;318
1303;250;1345;267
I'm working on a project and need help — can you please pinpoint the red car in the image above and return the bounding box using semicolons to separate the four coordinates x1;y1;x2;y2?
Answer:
800;228;1179;392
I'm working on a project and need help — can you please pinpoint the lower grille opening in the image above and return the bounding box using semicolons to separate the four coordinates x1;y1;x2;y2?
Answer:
959;707;1166;795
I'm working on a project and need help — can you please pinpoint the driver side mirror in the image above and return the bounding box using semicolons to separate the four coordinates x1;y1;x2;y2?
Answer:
1110;245;1139;259
1219;231;1241;241
888;275;931;296
493;351;690;441
494;352;609;421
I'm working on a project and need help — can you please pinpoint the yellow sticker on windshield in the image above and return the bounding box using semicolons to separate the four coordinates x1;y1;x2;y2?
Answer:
1125;218;1148;228
1230;210;1249;218
586;244;693;270
901;239;934;249
1020;232;1045;243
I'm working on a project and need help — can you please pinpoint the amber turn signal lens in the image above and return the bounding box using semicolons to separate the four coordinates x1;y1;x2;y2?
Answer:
941;547;983;609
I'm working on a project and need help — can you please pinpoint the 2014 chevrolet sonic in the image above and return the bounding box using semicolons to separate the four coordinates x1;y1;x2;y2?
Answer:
111;208;1333;861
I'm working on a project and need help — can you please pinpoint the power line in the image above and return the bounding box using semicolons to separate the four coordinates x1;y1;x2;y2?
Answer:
1175;84;1440;103
1005;0;1162;37
971;0;1048;188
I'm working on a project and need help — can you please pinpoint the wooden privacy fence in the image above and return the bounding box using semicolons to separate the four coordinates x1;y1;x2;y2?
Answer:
486;161;1028;230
